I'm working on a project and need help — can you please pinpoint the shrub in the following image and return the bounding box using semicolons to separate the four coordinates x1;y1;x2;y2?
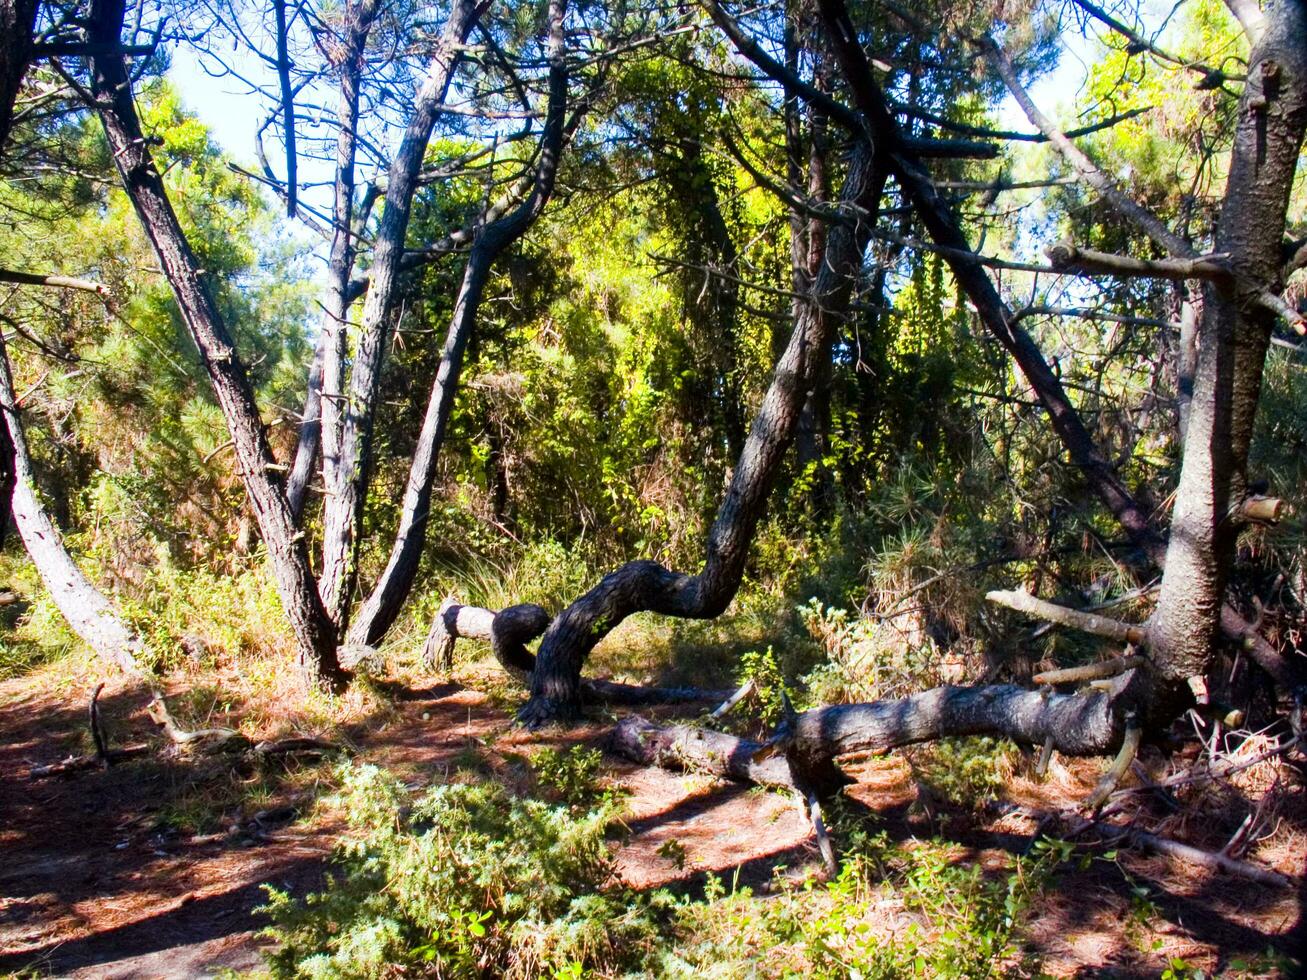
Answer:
908;736;1018;811
260;763;671;979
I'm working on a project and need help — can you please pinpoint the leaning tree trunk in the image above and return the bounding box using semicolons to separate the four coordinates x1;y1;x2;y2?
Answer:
87;0;343;685
1149;5;1307;687
518;144;886;725
344;4;570;650
285;0;381;520
316;0;481;630
0;333;145;675
812;0;1306;693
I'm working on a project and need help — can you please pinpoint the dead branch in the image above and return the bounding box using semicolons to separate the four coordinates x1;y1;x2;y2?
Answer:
146;695;247;751
607;714;796;789
28;744;149;777
1084;716;1141;811
1033;656;1149;686
0;268;109;294
1124;828;1293;888
1044;241;1231;281
1238;495;1286;524
88;682;110;766
252;736;342;758
987;589;1148;645
709;678;757;720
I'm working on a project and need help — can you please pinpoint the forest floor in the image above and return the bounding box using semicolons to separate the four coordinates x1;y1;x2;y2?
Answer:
1;651;1304;979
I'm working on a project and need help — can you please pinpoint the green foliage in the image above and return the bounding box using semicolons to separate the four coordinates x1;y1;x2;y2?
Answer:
908;737;1018;811
798;598;943;706
0;552;80;678
529;745;612;809
666;829;1069;978
737;646;790;726
260;764;673;979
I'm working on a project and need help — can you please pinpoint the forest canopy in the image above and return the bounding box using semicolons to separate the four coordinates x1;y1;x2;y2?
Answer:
0;0;1305;973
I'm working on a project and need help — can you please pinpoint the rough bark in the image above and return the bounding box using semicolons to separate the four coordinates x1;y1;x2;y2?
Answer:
609;683;1121;794
788;684;1120;769
608;714;798;790
422;599;550;677
285;0;381;519
317;0;481;629
517;144;885;725
0;0;37;153
1150;6;1307;685
86;0;343;684
423;600;733;704
0;332;145;675
344;0;569;648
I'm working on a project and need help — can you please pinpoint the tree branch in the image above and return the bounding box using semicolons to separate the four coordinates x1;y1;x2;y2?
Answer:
0;268;108;294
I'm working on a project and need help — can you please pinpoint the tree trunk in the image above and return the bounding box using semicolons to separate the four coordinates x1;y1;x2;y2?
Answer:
1149;6;1307;685
423;599;732;705
812;0;1306;693
0;0;36;153
285;0;381;520
87;0;343;685
316;0;481;629
518;145;886;725
0;333;145;675
608;714;798;790
344;0;569;649
609;682;1121;797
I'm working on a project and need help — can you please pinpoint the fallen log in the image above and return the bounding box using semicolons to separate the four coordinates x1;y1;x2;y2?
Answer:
607;714;796;789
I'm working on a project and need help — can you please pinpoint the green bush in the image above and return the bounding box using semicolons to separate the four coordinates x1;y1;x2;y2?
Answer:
530;745;618;809
666;832;1068;979
909;737;1018;811
260;763;671;979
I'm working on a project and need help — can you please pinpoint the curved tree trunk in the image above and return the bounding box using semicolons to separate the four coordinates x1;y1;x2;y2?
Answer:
518;145;886;724
0;334;145;675
344;0;570;649
87;0;343;685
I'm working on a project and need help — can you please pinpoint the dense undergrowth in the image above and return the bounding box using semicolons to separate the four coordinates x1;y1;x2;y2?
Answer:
255;756;1069;980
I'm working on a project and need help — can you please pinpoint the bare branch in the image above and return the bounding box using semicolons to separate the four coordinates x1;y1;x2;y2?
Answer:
0;268;108;294
1045;241;1232;281
986;589;1148;645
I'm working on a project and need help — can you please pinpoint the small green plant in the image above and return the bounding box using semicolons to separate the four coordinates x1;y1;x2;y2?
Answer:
530;745;614;809
909;736;1017;811
1160;957;1210;980
261;763;670;979
657;837;688;871
738;647;790;727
